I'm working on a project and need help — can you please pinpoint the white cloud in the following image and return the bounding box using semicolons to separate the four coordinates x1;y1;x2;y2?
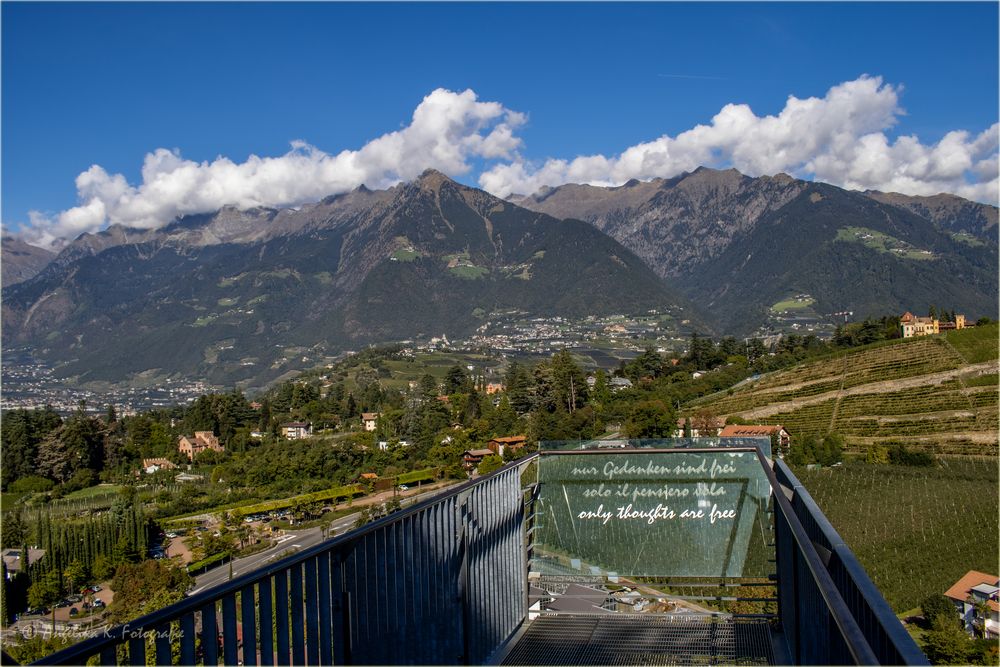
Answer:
20;88;525;248
15;77;998;248
479;75;999;206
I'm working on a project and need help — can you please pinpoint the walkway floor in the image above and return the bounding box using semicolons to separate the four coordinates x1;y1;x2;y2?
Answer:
500;614;776;665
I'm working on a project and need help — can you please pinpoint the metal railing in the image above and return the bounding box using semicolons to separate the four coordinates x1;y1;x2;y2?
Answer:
772;460;929;666
33;461;530;666
30;445;928;665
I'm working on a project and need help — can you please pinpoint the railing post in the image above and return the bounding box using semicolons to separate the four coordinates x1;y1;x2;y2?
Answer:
456;490;471;665
330;551;348;665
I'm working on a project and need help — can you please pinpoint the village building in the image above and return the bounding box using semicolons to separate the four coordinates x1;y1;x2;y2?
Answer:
673;417;725;438
462;449;495;470
484;382;505;395
281;422;312;440
2;548;46;577
142;458;177;474
362;412;379;432
937;314;967;332
177;431;224;461
718;424;791;449
609;377;633;391
944;570;1000;638
900;311;968;337
487;435;527;457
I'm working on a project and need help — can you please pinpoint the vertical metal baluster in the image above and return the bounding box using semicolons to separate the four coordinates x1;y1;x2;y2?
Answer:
374;529;387;665
202;601;219;666
179;612;196;666
290;562;306;666
241;583;258;666
127;633;145;666
390;519;410;664
275;569;290;666
259;576;274;666
362;532;377;663
305;557;319;665
222;594;238;667
154;623;172;666
318;551;333;665
99;645;117;666
331;550;347;665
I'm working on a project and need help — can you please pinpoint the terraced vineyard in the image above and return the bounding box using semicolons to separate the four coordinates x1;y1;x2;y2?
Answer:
792;459;999;612
692;325;999;455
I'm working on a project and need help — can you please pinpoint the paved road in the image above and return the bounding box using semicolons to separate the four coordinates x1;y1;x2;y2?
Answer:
189;484;456;596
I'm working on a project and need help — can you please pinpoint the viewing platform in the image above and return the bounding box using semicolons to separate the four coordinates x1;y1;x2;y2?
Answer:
30;439;928;666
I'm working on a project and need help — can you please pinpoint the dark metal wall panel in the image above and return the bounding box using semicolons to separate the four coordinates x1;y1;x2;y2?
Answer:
30;459;534;667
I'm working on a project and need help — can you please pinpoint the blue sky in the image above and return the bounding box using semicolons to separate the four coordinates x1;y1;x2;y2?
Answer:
3;2;998;245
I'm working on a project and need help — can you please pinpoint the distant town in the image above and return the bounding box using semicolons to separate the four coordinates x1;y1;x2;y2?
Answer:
1;305;853;416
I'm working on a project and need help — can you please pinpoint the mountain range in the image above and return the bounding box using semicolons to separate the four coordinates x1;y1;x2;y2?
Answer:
1;170;683;388
512;168;997;332
2;167;997;389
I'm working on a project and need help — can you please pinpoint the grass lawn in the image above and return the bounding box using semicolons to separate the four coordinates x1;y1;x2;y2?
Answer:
449;264;489;279
392;247;421;261
770;297;816;312
947;323;999;364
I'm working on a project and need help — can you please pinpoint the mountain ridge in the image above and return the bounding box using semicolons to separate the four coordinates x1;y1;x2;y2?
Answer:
2;171;691;388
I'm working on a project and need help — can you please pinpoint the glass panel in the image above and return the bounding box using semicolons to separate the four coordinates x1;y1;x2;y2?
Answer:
532;444;772;578
538;437;772;459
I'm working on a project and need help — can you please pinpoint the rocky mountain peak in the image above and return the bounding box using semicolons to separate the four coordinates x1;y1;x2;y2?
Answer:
414;168;453;192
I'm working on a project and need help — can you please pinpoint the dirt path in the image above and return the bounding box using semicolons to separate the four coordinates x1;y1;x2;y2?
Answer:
732;360;998;420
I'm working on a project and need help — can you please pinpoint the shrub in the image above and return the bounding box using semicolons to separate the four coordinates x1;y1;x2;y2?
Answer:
922;593;957;625
888;444;936;467
8;476;55;494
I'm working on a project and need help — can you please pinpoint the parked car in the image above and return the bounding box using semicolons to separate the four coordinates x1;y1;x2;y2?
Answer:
69;607;79;616
399;485;409;491
166;532;178;538
92;599;105;608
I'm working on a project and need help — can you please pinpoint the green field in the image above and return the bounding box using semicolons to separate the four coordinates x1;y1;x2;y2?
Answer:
374;351;501;391
947;323;999;364
193;314;220;327
835;226;936;260
793;459;998;612
392;247;421;262
449;264;489;279
770;297;816;312
950;231;985;247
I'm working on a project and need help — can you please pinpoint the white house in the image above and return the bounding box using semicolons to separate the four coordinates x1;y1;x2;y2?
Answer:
281;422;312;439
362;412;379;432
945;570;1000;638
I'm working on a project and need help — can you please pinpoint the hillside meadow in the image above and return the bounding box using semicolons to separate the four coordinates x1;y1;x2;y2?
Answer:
692;324;999;456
